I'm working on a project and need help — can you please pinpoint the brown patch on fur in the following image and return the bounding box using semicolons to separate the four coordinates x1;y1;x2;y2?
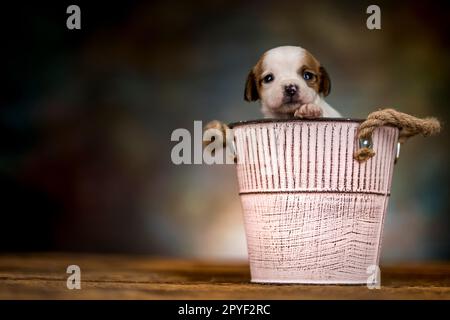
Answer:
301;50;331;96
318;66;331;96
244;70;258;101
244;54;265;101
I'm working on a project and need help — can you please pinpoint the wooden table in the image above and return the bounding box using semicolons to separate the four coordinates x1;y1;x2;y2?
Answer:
0;253;449;299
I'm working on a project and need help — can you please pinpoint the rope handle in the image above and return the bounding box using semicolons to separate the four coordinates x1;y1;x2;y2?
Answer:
354;108;441;163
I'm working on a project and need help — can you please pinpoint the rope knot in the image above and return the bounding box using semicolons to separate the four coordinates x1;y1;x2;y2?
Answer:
354;108;441;162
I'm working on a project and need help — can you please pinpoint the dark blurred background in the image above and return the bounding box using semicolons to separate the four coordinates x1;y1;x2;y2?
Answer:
1;1;449;262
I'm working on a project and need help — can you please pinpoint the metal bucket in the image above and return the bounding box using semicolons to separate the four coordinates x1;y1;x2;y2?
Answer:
231;118;399;284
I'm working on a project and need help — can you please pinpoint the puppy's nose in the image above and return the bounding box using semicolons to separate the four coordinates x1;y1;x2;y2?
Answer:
284;84;298;97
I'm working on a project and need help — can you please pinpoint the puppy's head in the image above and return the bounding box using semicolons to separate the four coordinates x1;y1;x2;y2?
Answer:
244;46;330;114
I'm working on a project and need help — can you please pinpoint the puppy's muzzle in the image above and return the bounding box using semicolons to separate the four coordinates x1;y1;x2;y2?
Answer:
284;84;298;97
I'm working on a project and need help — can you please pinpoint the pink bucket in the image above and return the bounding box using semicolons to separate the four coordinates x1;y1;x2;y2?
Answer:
231;119;399;284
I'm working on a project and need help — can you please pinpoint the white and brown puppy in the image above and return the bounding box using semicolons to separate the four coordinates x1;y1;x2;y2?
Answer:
245;45;341;118
204;46;341;145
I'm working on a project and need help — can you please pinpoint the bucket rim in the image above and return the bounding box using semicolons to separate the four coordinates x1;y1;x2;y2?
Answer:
229;117;365;128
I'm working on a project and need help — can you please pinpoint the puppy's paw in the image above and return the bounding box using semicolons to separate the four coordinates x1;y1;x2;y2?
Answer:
203;120;229;148
294;104;323;119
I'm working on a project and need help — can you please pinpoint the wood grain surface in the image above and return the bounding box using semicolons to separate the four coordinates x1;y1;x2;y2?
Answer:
0;253;449;299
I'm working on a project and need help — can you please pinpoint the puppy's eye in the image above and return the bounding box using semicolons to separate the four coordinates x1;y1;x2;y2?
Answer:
303;72;314;81
262;74;274;83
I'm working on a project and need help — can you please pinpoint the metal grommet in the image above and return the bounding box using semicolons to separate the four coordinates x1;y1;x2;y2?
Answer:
394;142;401;164
359;137;373;149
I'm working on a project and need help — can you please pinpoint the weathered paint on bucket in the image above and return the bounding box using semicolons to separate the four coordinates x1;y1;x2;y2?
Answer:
231;119;399;284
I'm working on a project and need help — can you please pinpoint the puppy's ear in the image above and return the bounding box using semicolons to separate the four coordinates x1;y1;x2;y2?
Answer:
319;66;331;97
244;69;259;101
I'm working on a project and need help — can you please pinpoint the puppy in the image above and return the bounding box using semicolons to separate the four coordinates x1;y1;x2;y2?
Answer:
245;45;341;118
204;46;341;146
